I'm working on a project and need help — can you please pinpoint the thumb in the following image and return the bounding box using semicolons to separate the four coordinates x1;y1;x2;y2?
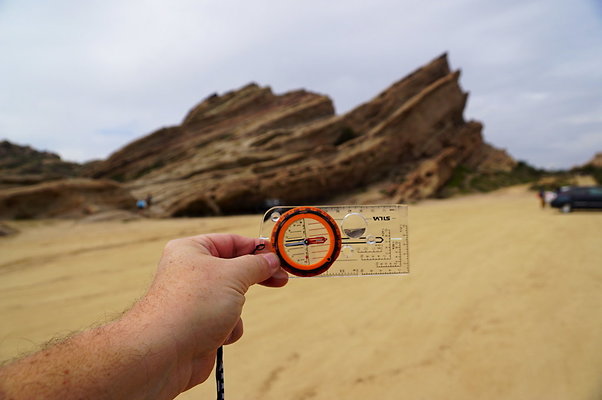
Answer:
223;252;281;291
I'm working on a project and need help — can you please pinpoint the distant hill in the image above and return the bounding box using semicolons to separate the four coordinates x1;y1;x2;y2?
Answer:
85;54;517;217
0;141;136;219
0;140;82;189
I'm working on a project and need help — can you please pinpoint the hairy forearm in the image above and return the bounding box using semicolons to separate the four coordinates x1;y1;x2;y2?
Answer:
0;234;283;400
0;308;181;400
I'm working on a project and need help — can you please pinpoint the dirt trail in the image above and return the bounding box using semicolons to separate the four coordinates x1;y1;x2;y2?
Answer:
1;186;601;399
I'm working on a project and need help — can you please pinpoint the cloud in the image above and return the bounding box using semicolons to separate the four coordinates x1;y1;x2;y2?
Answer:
0;0;601;168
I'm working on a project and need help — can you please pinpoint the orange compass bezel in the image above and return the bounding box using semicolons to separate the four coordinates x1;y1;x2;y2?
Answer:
271;206;342;277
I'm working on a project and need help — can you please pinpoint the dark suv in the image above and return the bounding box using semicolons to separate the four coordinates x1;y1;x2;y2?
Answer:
550;186;602;213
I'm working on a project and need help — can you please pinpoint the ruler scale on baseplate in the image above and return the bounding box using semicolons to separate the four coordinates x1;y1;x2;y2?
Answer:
259;204;409;278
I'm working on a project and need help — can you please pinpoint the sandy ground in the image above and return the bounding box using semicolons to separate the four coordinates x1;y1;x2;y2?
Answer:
1;185;602;399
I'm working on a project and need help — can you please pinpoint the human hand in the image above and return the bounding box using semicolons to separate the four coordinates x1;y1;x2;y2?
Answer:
0;234;287;400
125;234;288;396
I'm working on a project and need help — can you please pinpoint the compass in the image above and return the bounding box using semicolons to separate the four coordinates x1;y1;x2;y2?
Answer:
271;206;342;277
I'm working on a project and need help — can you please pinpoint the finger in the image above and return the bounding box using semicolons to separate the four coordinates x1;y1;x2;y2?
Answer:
259;268;289;288
224;318;244;345
223;252;280;290
190;234;262;258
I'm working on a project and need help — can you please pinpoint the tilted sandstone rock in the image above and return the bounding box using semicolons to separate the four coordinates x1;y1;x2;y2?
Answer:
85;84;334;183
394;147;460;203
464;142;516;173
86;54;515;216
0;179;136;219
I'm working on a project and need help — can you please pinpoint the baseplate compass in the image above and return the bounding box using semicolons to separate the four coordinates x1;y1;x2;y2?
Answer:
259;204;409;277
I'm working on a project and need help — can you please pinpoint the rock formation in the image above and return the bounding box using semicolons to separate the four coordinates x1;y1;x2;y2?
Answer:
583;152;602;168
0;179;136;219
86;54;515;216
0;140;82;189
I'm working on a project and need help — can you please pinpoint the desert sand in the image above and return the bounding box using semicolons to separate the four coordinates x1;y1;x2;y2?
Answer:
1;185;601;399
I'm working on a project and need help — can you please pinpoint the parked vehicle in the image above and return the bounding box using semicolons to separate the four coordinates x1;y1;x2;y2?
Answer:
550;186;602;213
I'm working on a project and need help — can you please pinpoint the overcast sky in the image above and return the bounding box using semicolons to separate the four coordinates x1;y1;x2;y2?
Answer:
1;0;601;169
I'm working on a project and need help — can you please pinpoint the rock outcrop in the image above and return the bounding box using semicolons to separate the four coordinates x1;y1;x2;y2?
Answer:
0;179;136;219
86;54;515;216
583;152;602;168
0;140;82;189
464;143;516;173
394;147;461;203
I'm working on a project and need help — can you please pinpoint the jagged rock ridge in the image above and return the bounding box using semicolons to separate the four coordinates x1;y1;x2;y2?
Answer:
86;54;515;216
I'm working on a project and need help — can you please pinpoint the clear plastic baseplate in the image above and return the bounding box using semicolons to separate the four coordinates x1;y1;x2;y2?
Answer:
259;204;409;278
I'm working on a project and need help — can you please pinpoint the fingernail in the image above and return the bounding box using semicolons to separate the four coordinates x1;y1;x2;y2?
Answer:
261;252;280;270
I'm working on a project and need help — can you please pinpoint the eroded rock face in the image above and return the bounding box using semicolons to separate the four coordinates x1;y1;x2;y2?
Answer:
87;54;515;216
394;148;460;203
0;179;136;219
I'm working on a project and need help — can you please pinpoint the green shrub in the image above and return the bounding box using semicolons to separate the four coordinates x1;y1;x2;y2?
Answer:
438;161;545;197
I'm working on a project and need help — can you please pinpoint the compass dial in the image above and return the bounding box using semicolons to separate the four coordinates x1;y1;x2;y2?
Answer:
271;207;342;276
